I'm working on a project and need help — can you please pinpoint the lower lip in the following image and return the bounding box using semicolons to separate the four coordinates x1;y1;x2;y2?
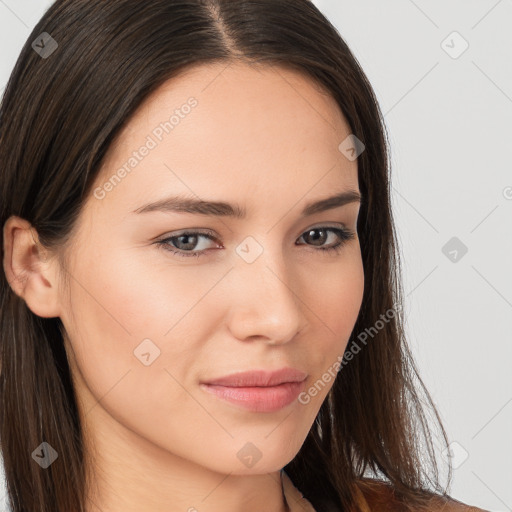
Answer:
199;381;305;412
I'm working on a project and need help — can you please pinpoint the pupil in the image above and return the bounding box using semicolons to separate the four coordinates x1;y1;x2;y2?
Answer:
178;234;197;250
307;229;326;246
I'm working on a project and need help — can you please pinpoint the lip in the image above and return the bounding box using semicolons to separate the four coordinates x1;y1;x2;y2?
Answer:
201;368;308;387
199;368;308;413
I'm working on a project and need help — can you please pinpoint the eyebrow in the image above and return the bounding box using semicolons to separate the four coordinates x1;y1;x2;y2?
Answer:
132;189;362;218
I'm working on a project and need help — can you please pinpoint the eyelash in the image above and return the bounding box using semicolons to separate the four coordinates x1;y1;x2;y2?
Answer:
155;226;356;258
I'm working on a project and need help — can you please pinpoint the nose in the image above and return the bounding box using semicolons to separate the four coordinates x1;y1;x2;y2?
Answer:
224;250;305;345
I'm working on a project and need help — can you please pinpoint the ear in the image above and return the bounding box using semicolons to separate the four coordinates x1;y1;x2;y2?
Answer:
2;216;62;318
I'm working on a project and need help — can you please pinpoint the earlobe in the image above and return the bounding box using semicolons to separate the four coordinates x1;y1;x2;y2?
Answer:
2;216;61;318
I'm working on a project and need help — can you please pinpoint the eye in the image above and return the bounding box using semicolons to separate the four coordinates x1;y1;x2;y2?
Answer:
156;229;220;258
296;226;355;254
155;226;356;258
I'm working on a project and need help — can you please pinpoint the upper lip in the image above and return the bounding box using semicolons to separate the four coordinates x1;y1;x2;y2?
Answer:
202;368;308;387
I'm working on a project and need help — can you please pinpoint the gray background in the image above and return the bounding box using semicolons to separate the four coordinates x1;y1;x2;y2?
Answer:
0;1;511;511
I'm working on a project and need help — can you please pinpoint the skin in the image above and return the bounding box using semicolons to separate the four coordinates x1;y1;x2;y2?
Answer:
3;62;364;512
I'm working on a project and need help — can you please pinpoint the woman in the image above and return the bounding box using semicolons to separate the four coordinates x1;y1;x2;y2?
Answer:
0;1;487;511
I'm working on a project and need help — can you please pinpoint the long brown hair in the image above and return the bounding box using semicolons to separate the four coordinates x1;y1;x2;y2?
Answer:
0;1;452;510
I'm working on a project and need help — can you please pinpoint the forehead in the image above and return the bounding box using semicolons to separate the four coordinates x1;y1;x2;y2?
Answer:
115;61;351;150
91;61;358;219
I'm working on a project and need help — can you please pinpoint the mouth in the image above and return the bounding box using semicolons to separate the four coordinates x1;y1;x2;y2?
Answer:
199;368;308;413
199;381;306;412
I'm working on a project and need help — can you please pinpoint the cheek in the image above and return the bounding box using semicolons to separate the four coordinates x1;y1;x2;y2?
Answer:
61;247;221;371
301;245;364;345
60;245;235;416
295;247;364;403
60;250;240;462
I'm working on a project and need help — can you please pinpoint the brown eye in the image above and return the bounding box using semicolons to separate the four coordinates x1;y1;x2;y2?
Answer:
296;227;355;254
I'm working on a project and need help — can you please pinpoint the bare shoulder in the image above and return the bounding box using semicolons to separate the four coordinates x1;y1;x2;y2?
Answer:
355;478;490;512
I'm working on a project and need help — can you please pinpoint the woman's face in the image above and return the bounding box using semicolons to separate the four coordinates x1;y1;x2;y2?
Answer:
58;62;364;476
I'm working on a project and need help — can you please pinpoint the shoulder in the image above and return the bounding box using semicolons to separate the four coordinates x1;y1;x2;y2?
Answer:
355;478;489;512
